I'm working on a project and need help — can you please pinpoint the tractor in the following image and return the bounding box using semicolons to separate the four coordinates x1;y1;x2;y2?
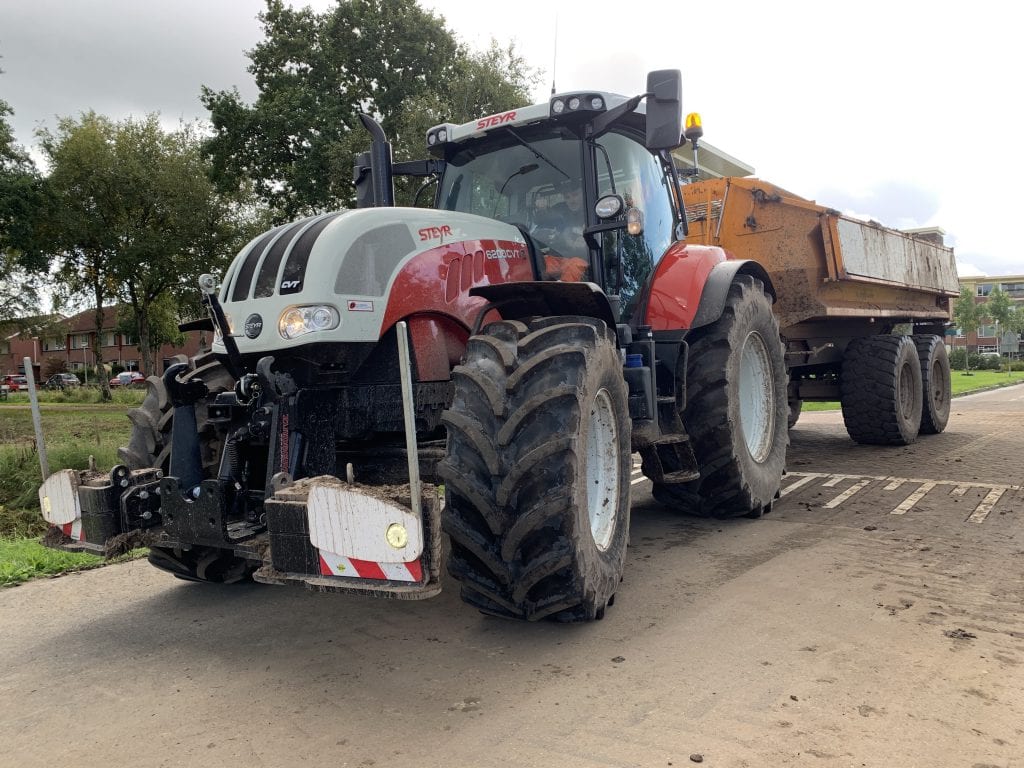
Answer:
39;70;788;622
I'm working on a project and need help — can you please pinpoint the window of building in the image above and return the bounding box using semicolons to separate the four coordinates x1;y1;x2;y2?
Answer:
1000;282;1024;297
43;338;66;351
979;324;999;338
103;332;117;347
978;345;997;354
976;283;993;296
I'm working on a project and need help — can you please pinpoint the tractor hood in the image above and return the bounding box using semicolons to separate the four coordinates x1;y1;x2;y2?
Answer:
212;207;532;356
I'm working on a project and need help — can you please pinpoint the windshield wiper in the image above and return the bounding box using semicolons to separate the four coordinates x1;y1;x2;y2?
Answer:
501;126;570;181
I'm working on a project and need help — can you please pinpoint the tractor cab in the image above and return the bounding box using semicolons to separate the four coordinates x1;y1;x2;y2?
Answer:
359;70;687;323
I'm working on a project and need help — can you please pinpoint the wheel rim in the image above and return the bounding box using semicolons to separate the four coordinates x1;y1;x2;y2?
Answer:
739;331;775;463
898;361;915;418
930;360;949;412
585;388;619;552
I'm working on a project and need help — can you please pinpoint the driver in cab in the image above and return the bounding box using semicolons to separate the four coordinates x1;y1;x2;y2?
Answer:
534;180;589;282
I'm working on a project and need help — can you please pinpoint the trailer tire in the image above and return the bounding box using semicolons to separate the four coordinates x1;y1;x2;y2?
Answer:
840;335;922;445
652;276;788;518
788;397;803;429
438;316;631;622
913;334;951;434
118;353;248;583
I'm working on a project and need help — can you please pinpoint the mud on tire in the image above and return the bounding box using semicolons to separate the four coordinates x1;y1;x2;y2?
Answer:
438;316;631;622
652;276;788;518
840;335;922;445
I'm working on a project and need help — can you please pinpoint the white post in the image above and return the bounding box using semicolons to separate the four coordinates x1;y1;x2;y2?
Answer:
23;357;49;479
395;321;422;519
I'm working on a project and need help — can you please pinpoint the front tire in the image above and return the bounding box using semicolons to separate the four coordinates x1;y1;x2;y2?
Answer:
438;316;631;622
652;276;788;518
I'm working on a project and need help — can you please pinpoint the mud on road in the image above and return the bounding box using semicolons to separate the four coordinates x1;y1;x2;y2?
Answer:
1;386;1022;767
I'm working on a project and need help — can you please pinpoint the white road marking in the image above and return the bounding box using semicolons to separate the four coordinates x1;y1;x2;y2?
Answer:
890;482;937;515
823;478;872;508
822;475;845;487
884;479;905;491
950;485;969;497
780;473;826;496
630;476;648;486
967;488;1005;524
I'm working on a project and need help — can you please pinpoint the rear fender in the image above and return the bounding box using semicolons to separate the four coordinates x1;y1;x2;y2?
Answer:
690;260;775;330
643;244;774;331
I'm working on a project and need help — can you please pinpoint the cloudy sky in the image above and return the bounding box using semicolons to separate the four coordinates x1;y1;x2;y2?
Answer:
2;0;1021;277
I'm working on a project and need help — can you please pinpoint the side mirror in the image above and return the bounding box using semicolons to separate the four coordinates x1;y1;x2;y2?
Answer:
644;69;683;151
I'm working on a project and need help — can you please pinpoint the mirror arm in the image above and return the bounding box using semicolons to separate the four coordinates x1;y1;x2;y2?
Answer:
587;94;646;140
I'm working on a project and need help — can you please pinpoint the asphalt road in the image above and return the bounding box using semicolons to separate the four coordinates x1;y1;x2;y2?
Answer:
2;385;1022;767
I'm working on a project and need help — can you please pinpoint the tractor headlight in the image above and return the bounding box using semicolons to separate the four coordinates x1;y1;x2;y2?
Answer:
279;305;340;340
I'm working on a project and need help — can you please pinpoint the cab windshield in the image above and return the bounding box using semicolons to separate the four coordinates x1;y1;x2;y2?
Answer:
438;127;588;262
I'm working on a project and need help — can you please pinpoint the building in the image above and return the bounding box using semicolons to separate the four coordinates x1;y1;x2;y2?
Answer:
1;306;204;381
952;274;1024;354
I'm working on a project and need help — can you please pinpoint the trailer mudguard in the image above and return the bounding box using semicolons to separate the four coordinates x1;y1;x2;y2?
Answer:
643;242;774;332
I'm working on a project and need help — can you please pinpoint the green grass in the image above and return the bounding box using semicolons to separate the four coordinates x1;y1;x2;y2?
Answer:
0;398;148;584
803;369;1024;411
0;404;135;537
0;537;104;587
1;387;146;406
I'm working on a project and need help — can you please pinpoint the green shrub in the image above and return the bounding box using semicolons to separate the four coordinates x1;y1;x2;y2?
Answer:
948;348;1006;371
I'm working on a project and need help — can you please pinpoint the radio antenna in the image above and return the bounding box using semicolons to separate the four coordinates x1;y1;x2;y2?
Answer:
550;15;559;95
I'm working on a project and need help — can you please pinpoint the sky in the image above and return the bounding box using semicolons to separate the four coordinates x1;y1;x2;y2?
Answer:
2;0;1021;279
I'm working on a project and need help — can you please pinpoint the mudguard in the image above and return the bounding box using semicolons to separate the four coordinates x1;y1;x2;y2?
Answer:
643;242;774;332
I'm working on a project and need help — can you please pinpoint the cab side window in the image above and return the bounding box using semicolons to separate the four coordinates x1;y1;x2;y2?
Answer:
595;133;676;320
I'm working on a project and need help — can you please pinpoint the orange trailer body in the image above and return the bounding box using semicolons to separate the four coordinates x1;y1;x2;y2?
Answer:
681;177;959;337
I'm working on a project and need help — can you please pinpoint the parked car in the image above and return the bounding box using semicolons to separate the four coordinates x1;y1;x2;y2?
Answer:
44;373;82;390
2;374;29;391
109;371;146;388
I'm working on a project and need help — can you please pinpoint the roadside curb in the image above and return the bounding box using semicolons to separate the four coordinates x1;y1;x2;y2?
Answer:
952;378;1024;398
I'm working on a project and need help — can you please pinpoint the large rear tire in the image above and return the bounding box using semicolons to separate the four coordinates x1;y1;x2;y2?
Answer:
840;335;922;445
651;276;788;518
438;316;631;622
117;352;248;583
913;334;951;434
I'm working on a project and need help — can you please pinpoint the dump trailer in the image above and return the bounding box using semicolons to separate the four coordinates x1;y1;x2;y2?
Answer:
682;176;959;442
37;70;953;623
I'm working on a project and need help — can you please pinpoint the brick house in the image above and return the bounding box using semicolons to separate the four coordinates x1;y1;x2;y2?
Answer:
1;306;205;381
951;274;1024;355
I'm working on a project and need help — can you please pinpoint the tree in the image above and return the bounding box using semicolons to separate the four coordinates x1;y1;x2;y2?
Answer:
34;113;263;381
0;97;45;332
201;0;536;220
953;285;981;374
985;286;1012;358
